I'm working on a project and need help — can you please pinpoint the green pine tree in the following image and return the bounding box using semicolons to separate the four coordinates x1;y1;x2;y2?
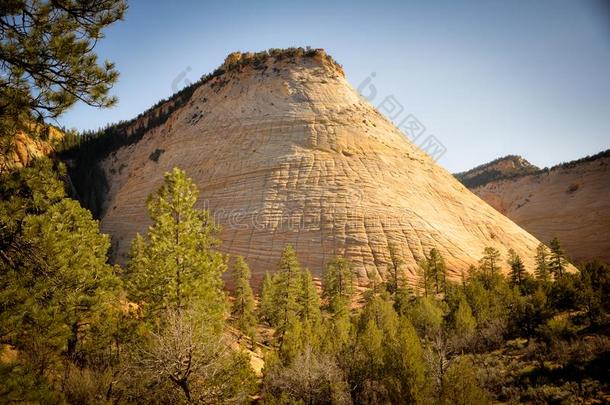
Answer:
0;1;126;145
0;159;122;398
298;269;322;324
479;247;501;287
391;318;426;404
429;248;448;295
230;256;256;341
258;271;277;326
534;243;551;283
417;257;433;297
126;167;227;327
452;299;477;344
322;256;356;314
548;237;567;279
386;243;405;294
274;245;303;338
507;248;526;290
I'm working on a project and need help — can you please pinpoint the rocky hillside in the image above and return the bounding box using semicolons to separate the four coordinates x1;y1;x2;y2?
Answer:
463;151;610;263
68;48;547;285
454;155;540;188
0;125;63;172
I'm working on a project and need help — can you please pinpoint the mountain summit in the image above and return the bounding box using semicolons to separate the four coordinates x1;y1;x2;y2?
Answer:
454;155;540;189
93;48;543;284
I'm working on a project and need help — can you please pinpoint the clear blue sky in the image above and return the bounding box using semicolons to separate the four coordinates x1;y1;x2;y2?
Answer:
58;0;610;172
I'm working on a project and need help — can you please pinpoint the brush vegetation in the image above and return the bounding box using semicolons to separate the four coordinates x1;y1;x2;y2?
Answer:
1;161;608;404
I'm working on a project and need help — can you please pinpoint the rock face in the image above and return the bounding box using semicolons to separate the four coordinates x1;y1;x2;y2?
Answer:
99;50;544;285
465;152;610;263
0;126;63;172
455;155;539;189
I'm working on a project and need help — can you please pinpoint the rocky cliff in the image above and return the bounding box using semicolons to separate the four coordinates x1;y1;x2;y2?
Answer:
0;125;63;172
92;49;546;285
464;151;610;263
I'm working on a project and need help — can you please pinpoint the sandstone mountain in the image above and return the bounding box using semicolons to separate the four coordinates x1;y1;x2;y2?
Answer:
459;151;610;263
75;49;546;285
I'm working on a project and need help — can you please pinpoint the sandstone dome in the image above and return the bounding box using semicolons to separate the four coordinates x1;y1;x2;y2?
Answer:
98;49;543;285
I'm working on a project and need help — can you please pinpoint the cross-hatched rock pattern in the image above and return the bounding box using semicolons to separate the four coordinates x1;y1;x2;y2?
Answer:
100;52;544;286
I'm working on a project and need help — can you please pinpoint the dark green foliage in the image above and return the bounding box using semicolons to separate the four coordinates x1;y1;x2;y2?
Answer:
576;260;610;325
549;237;567;279
126;167;226;325
273;245;303;337
322;256;356;314
259;271;277;325
478;247;502;288
428;248;447;295
534;243;551;283
507;248;527;291
415;248;448;297
121;168;254;402
479;247;501;276
0;158;123;400
549;272;579;311
2;158;610;403
386;243;406;294
298;269;322;324
0;0;125;143
148;148;165;162
347;296;427;404
231;256;256;341
417;256;434;297
454;155;539;188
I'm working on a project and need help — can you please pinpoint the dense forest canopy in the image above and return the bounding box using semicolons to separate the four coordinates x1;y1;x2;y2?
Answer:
1;163;609;403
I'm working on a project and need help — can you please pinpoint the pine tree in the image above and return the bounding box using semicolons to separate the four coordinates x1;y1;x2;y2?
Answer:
298;269;322;324
507;248;526;289
258;272;277;325
124;169;254;401
548;237;566;279
0;159;122;396
351;297;426;403
322;256;356;313
231;256;256;341
479;247;501;286
386;243;405;294
392;318;426;404
127;167;227;327
417;257;433;297
0;0;126;143
278;315;305;364
534;243;551;283
429;248;448;295
453;299;477;344
274;245;303;338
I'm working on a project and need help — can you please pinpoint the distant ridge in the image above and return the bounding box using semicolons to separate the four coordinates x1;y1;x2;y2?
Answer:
454;155;539;188
460;149;610;263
